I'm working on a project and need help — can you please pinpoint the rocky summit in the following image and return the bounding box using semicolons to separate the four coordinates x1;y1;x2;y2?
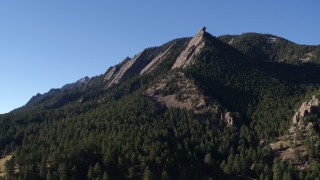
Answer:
172;27;207;69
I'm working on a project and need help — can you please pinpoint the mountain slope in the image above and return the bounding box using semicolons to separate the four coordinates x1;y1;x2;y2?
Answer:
104;38;190;88
219;33;320;64
1;27;320;179
184;31;319;140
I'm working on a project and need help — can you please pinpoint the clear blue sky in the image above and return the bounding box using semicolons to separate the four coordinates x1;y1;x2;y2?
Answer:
1;0;320;114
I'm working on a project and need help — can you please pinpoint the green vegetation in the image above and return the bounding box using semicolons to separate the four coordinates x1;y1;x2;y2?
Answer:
219;33;320;64
186;33;320;140
0;32;320;179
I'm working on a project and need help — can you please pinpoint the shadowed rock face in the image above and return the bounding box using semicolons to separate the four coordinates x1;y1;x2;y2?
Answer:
172;27;206;69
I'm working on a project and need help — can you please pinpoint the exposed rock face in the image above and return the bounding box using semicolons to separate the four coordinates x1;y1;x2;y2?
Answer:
103;28;207;88
299;52;318;63
61;76;90;90
145;72;208;112
145;72;226;123
267;37;277;44
104;57;130;82
145;72;237;127
105;49;153;87
222;112;234;127
104;67;118;82
76;76;90;84
172;27;207;69
292;95;319;125
270;95;320;169
228;38;234;45
140;43;175;75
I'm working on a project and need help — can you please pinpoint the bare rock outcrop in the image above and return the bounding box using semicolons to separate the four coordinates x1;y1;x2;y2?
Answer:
270;95;320;168
222;112;234;127
104;57;130;82
140;43;175;75
61;76;90;91
104;49;154;87
292;95;319;125
145;72;209;112
299;52;318;63
145;72;236;127
172;27;207;69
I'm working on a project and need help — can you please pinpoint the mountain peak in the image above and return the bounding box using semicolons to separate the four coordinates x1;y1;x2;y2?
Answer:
200;26;206;32
172;27;207;69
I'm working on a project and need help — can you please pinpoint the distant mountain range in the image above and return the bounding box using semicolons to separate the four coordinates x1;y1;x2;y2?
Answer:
1;27;320;179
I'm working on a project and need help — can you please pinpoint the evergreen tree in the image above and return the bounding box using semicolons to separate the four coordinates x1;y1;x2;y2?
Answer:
128;167;136;178
143;166;155;180
259;172;264;180
39;157;47;178
71;166;80;180
102;171;109;180
93;162;102;178
60;174;68;180
161;170;170;180
46;170;53;180
87;165;93;180
272;158;282;180
4;157;15;179
233;154;241;174
58;163;69;179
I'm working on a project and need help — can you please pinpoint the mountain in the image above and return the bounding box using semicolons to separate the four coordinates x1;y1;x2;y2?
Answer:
103;37;190;87
1;27;320;179
172;27;206;68
218;33;320;64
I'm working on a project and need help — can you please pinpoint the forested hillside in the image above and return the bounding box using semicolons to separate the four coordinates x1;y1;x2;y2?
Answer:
1;28;320;180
